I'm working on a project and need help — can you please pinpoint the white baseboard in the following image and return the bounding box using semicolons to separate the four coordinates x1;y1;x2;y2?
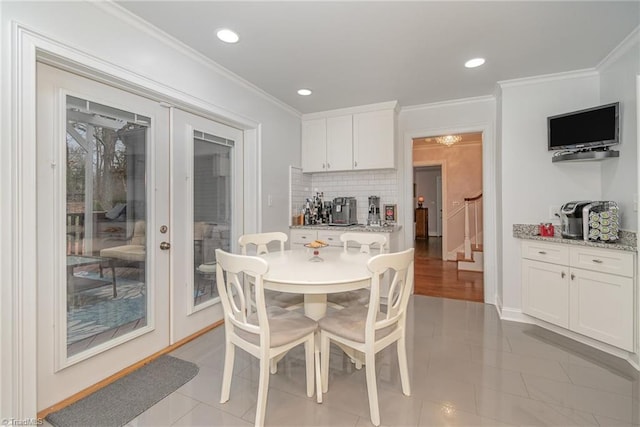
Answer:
499;307;532;323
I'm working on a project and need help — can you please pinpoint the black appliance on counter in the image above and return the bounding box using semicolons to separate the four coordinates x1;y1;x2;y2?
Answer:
559;200;592;239
330;197;357;225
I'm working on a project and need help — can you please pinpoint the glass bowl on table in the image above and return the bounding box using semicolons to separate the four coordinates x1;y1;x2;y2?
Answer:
304;240;328;262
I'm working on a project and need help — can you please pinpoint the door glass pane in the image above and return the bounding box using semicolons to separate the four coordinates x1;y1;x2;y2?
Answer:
66;95;149;356
193;131;233;306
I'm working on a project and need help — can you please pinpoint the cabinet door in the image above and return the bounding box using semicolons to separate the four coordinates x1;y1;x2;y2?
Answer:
569;268;633;351
353;109;395;170
522;259;569;328
301;118;327;172
326;115;352;172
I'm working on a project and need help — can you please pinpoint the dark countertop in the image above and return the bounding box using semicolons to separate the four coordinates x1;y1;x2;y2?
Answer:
290;224;402;233
513;224;636;252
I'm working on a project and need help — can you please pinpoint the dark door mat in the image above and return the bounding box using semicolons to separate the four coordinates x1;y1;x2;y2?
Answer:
46;355;199;427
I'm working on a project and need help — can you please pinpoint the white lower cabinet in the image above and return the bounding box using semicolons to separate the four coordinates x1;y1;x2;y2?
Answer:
521;240;635;351
569;268;633;351
521;259;569;328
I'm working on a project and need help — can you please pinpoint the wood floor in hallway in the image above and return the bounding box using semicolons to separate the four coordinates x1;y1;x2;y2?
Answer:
413;237;484;302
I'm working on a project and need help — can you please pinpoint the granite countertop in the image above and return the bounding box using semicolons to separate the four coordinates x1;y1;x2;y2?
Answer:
513;224;636;252
290;224;402;233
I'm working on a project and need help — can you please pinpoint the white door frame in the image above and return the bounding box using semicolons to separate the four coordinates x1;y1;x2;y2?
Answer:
5;25;261;417
402;123;497;306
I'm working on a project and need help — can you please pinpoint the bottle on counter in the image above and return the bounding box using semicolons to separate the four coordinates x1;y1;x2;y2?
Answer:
304;199;311;225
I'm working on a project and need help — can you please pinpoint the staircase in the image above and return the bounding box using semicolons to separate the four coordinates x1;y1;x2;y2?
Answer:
457;244;483;272
457;193;483;272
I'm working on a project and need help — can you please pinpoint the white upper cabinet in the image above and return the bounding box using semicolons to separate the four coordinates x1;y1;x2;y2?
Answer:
326;115;353;172
353;109;395;170
301;101;397;173
301;118;327;173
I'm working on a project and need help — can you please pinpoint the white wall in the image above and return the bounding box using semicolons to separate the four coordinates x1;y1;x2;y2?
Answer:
499;71;601;312
599;32;639;230
398;96;497;303
1;1;300;417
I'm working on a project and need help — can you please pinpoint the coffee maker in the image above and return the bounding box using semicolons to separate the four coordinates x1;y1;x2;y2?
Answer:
559;200;592;239
368;196;381;226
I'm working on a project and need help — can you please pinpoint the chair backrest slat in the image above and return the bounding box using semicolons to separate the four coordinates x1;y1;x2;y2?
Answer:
238;231;288;255
340;232;387;254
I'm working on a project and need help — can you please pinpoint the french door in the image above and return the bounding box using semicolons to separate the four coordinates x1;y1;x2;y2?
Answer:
35;63;245;410
170;109;243;340
36;62;171;409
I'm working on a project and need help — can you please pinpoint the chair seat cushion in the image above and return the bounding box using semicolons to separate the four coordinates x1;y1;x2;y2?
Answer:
265;290;304;309
319;306;396;343
239;306;317;347
100;245;146;262
326;289;370;307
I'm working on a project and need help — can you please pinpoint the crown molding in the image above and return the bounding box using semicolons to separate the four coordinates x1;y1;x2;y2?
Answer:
597;25;640;71
400;95;495;113
302;100;398;119
94;1;301;118
498;68;598;89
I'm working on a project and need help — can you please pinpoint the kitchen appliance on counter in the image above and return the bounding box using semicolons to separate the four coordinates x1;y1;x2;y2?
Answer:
582;201;619;242
331;197;357;225
559;200;592;239
368;196;381;226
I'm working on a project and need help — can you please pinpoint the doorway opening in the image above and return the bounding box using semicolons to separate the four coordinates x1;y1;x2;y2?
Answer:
414;165;443;260
412;132;484;302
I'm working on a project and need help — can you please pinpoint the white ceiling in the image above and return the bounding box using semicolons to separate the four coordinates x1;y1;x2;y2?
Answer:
117;1;639;114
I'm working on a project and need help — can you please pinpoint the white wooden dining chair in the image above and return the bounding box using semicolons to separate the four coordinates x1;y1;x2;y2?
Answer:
215;249;319;427
319;248;414;426
327;232;388;308
238;232;304;311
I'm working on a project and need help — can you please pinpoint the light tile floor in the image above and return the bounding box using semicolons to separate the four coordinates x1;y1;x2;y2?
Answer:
124;296;640;426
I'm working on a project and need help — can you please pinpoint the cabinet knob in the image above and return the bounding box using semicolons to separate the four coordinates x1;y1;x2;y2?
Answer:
592;259;603;264
322;163;326;169
354;161;358;167
327;163;331;169
571;273;575;280
561;271;566;279
538;251;547;255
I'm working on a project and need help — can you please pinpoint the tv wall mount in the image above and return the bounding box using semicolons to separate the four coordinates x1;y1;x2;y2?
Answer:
552;148;619;163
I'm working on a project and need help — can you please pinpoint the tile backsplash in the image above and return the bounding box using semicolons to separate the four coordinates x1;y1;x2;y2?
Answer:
290;167;399;225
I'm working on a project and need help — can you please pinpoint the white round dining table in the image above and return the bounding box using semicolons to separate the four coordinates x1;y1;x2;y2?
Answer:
261;247;372;320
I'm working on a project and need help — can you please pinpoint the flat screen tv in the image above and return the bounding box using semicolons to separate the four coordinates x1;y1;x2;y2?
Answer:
547;102;619;151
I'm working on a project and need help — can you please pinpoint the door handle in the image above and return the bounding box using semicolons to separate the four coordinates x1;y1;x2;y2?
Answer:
160;241;171;250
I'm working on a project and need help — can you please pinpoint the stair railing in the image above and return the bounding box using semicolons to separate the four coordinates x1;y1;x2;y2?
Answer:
463;193;483;260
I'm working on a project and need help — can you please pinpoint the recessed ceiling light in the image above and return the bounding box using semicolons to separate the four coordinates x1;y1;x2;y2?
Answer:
217;29;239;44
297;89;312;96
465;58;485;68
